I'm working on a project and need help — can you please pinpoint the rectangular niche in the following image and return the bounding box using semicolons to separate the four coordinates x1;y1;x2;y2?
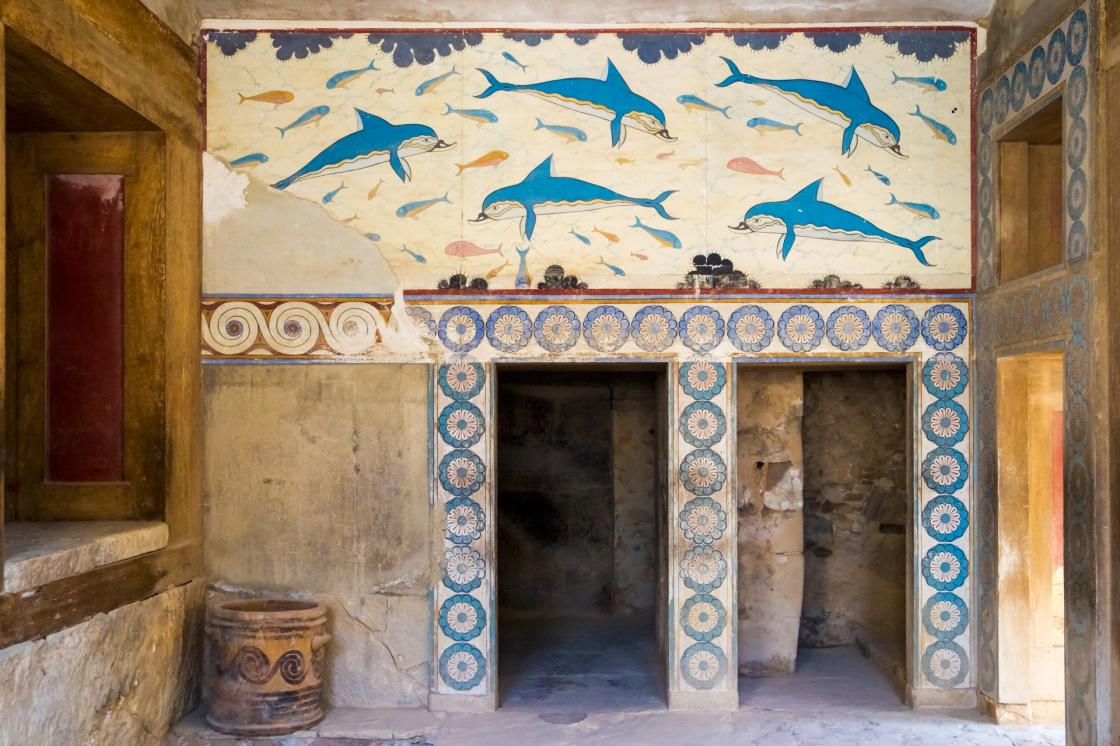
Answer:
998;96;1064;283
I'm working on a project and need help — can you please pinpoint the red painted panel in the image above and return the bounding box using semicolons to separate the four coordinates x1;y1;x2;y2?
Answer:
46;174;125;482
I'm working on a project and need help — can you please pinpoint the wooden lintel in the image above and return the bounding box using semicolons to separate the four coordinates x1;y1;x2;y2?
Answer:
0;541;201;648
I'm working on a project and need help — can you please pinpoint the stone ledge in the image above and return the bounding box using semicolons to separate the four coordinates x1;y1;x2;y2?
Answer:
168;707;442;745
3;521;169;593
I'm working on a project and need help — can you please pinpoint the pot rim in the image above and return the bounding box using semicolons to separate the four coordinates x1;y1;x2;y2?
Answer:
208;598;326;622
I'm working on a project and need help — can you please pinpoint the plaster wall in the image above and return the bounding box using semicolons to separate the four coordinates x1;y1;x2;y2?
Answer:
0;581;203;746
202;364;431;708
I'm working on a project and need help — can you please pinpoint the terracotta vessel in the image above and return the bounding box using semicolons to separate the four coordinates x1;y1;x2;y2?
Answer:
206;599;331;736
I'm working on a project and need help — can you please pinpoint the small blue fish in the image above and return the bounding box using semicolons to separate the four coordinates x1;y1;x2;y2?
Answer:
396;193;451;219
327;60;377;90
631;216;682;249
443;103;498;124
888;194;940;220
599;256;625;276
892;72;947;91
415;66;458;97
229;152;269;168
866;166;891;186
401;246;427;263
676;94;731;118
515;246;531;289
910;106;957;145
322;182;346;204
366;232;381;241
502;51;528;72
746;117;802;135
277;105;330;138
570;228;591;245
534;118;587;143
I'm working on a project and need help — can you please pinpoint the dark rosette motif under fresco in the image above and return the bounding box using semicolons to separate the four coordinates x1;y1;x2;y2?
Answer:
207;32;257;57
804;32;862;54
880;30;969;62
725;32;788;51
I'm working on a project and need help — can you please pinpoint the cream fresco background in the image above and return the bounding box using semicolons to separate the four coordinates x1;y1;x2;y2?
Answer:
204;29;972;294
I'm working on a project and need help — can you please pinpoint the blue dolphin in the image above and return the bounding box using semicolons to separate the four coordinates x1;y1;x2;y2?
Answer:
474;60;675;148
716;58;905;158
470;155;676;241
729;179;937;266
271;109;455;189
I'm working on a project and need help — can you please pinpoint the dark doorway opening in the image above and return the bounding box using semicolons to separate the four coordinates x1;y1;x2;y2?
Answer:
496;366;666;711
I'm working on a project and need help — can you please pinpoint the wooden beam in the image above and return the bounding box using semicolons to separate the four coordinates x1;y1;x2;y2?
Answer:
0;541;201;648
1;0;200;146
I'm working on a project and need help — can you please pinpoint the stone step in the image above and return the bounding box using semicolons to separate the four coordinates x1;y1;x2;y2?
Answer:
168;707;442;746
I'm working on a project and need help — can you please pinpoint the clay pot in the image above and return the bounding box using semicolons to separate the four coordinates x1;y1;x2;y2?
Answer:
206;599;331;736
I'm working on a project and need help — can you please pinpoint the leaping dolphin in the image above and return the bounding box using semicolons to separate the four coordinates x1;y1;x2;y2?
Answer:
474;60;676;148
470;155;676;241
716;58;905;158
729;179;937;266
271;109;455;189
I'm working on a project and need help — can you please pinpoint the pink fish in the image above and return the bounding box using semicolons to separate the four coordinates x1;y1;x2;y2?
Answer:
445;241;504;258
631;252;649;261
727;157;784;179
375;87;395;94
656;150;675;159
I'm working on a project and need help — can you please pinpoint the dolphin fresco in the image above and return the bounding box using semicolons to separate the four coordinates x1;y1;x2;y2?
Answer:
474;60;675;147
729;179;937;265
271;109;455;189
470;155;676;241
716;57;905;158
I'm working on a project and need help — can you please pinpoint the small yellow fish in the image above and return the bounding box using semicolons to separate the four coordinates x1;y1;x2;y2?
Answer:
238;90;294;106
616;157;636;165
367;178;385;200
456;150;509;175
678;158;703;169
592;226;619;243
833;166;851;187
631;252;649;261
486;259;512;280
748;99;766;105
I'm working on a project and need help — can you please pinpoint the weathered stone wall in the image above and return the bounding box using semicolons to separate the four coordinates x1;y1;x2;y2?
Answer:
736;368;805;676
497;372;657;616
0;581;204;746
202;364;431;708
611;380;658;616
498;378;615;614
800;370;907;657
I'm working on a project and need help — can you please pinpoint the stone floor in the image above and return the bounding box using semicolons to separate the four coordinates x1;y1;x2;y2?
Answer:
171;645;1066;745
498;614;663;711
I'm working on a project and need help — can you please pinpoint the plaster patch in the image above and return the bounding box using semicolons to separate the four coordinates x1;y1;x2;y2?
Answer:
202;152;248;225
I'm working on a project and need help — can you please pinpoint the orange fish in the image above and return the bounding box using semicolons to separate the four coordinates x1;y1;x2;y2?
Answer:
375;87;395;94
592;227;619;243
727;157;784;179
238;90;294;105
341;215;360;224
631;252;649;261
367;178;385;200
456;150;509;175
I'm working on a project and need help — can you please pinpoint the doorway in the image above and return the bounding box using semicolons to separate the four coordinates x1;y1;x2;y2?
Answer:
736;365;909;698
995;351;1065;723
495;366;666;711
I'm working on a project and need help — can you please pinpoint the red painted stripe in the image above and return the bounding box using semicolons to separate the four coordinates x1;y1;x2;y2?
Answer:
46;174;125;482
